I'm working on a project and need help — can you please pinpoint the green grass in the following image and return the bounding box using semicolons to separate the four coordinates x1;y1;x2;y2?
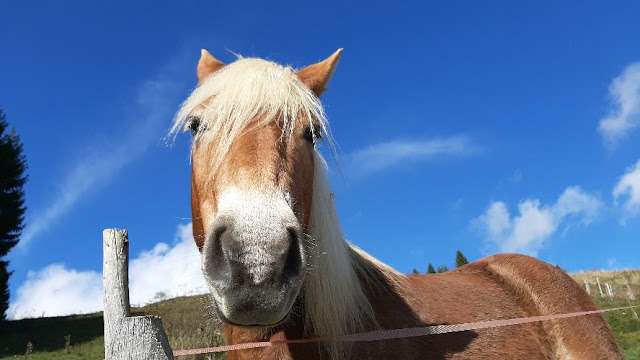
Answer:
0;312;105;359
1;271;638;359
591;298;640;359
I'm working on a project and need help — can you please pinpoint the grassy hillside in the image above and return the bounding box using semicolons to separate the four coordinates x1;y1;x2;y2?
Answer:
571;270;640;300
0;294;224;360
1;270;638;359
570;270;640;359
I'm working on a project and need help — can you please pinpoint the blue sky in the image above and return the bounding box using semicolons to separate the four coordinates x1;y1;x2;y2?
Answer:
1;1;639;318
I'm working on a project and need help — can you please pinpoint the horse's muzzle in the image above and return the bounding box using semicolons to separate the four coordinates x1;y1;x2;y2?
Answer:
202;212;306;326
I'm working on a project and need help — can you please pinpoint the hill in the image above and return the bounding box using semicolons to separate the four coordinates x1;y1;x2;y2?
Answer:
0;270;638;359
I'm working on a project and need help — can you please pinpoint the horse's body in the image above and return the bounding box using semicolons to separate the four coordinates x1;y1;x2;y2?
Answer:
220;253;621;360
172;49;622;359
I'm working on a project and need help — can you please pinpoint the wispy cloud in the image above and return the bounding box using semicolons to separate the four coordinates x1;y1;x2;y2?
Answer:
344;135;481;178
508;169;523;183
19;58;188;249
613;159;640;222
8;223;205;319
598;62;640;145
472;186;603;256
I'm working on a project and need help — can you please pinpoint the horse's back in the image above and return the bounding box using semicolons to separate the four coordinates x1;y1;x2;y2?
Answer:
387;254;622;359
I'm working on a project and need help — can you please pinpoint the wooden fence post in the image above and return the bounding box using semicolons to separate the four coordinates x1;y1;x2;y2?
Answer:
103;229;174;360
596;278;604;297
605;283;614;300
103;229;131;355
627;283;636;301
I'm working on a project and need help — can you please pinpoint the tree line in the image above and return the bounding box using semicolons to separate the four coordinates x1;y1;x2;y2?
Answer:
412;250;469;274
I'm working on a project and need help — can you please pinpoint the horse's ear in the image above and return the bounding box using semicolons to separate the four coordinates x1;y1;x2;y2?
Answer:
298;48;343;96
197;49;225;83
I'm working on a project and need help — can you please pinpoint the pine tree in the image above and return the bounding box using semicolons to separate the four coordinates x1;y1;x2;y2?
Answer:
0;109;27;321
412;268;420;274
427;263;436;274
455;250;469;267
436;265;449;273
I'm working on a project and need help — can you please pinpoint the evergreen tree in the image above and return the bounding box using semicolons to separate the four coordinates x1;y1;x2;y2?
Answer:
455;250;469;267
554;264;567;273
427;263;436;274
436;265;449;273
412;268;419;274
0;109;27;321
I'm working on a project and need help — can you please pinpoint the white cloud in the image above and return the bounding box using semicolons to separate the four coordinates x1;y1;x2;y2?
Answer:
613;159;640;221
129;223;207;306
19;59;187;249
477;200;555;255
7;264;103;319
598;62;640;145
473;186;603;256
8;223;206;319
345;135;481;178
553;186;602;222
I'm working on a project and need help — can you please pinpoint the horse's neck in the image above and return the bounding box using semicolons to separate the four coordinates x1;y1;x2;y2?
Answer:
222;304;323;360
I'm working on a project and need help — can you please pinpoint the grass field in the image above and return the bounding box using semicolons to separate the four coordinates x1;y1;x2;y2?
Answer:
1;270;638;359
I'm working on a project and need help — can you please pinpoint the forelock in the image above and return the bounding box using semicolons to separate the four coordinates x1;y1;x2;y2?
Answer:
170;57;332;177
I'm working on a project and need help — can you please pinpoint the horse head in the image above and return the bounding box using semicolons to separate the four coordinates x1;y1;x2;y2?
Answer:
173;49;342;327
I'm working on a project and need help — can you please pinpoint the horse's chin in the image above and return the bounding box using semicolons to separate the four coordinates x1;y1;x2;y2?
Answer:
215;307;290;329
209;286;301;328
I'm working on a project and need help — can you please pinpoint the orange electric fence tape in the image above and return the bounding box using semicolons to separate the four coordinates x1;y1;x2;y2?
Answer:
173;304;638;356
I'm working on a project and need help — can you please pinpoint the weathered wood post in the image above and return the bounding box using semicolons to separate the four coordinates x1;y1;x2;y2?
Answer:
103;229;131;354
626;282;636;301
583;280;590;295
103;229;174;360
596;278;604;297
605;283;614;300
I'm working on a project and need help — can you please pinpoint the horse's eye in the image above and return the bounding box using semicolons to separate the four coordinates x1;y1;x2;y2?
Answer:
187;116;201;135
303;125;322;145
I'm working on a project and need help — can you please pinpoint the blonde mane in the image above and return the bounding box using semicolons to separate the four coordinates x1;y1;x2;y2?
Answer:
171;57;331;177
306;152;404;359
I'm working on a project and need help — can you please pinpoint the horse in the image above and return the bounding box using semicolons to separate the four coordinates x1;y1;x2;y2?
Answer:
170;49;622;359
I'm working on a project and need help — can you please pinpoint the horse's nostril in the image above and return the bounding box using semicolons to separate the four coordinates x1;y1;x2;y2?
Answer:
213;225;227;245
283;227;303;279
210;225;227;260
